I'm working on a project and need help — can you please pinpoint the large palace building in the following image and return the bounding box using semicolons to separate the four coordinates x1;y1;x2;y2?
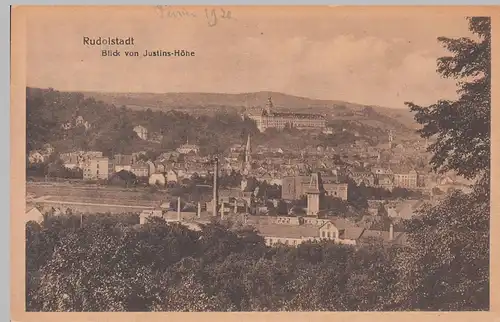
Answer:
246;97;326;132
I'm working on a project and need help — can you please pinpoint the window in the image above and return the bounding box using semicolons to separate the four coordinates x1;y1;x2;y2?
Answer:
96;170;99;175
322;231;325;238
97;163;99;169
327;232;331;239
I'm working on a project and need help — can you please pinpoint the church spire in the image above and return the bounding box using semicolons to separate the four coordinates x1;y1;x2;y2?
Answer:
245;134;251;163
265;96;273;114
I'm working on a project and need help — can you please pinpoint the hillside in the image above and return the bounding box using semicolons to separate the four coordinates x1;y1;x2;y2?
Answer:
26;87;421;157
81;90;419;134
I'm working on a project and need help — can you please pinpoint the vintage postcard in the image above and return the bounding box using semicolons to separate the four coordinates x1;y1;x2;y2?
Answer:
10;5;499;321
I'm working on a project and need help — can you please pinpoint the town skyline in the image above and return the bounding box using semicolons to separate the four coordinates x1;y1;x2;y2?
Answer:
25;6;472;108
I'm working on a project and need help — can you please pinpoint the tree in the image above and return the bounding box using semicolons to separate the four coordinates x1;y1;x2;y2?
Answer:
390;187;489;310
405;17;490;181
392;17;491;311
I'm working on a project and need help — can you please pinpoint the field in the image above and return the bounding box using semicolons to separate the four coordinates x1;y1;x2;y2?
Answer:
26;183;170;203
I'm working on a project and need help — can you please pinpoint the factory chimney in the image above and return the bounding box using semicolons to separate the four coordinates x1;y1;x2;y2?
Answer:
197;202;201;218
389;223;394;241
177;197;181;222
212;157;219;216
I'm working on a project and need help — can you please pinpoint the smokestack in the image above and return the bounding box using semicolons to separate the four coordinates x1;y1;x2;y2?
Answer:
177;197;181;222
234;199;238;213
213;158;219;216
197;202;201;218
220;202;225;220
389;223;394;241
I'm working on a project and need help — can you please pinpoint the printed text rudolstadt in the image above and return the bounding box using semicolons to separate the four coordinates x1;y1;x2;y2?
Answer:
83;37;135;46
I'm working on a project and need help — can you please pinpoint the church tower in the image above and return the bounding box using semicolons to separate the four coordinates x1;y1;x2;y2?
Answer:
306;172;323;217
265;97;274;115
241;134;252;175
245;134;251;164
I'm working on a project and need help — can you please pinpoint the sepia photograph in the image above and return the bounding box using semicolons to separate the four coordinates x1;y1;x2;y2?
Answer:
13;6;492;313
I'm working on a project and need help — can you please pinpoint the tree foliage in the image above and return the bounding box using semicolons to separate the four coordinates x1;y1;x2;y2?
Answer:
398;17;490;311
405;17;490;180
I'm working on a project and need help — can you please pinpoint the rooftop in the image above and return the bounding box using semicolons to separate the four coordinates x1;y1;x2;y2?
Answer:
255;223;320;239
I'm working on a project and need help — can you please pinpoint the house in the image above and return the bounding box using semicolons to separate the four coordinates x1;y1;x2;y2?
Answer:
113;154;134;172
257;217;367;247
146;160;156;175
350;171;376;186
318;221;363;245
42;143;55;156
25;207;44;223
323;183;348;200
154;161;167;173
371;167;392;175
131;161;150;178
28;151;45;164
392;167;418;188
148;132;163;143
257;224;319;247
149;173;166;186
83;157;110;180
60;153;80;169
166;169;179;183
75;116;91;130
176;140;200;155
133;125;148;140
367;199;386;216
376;174;394;189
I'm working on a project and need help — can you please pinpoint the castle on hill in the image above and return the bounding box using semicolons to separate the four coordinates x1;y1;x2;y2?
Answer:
245;97;327;132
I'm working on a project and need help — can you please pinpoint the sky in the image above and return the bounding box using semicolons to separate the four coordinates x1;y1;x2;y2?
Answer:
22;6;475;108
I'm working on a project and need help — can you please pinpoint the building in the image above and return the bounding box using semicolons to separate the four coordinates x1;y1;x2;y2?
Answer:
305;173;323;217
242;134;252;174
25;207;44;223
113;154;135;172
166;169;179;183
246;97;326;132
282;176;311;200
350;170;376;186
60;151;103;169
392;167;418;188
256;216;405;248
146;160;156;175
131;161;150;178
83;157;110;180
149;173;166;186
133;125;148;140
176;139;200;155
154;161;167;173
282;175;348;201
75;116;91;130
28;151;45;164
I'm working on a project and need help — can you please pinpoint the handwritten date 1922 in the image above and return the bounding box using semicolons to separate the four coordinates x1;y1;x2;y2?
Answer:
205;8;232;27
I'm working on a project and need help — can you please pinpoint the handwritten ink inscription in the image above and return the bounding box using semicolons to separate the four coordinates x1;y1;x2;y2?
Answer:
205;8;232;27
155;6;233;27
